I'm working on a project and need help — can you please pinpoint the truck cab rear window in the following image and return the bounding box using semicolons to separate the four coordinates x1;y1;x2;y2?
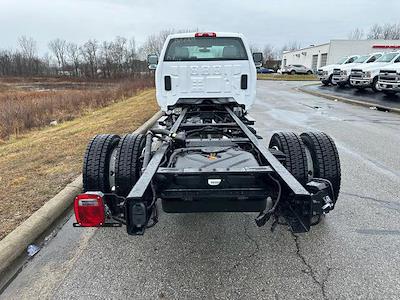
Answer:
164;37;248;61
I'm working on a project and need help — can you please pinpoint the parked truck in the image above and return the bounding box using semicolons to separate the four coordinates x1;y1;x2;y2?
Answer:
331;53;383;87
350;52;400;92
74;32;341;235
317;55;359;85
378;57;400;95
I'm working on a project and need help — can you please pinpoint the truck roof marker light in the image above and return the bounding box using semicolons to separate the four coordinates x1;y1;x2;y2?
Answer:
74;193;105;227
195;32;217;38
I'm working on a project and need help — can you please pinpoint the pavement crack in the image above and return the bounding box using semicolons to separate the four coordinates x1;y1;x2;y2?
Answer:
243;215;261;259
228;214;261;274
291;232;330;300
341;191;400;213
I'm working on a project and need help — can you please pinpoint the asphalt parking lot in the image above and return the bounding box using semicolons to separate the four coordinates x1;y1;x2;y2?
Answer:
304;83;400;110
2;80;400;300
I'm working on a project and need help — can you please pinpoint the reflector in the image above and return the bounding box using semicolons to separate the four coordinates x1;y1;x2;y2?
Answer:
74;193;105;227
195;32;217;38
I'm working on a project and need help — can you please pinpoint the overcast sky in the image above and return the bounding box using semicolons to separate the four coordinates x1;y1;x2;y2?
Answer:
1;0;399;55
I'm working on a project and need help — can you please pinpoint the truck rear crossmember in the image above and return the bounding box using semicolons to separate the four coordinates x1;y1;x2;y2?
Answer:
77;103;340;236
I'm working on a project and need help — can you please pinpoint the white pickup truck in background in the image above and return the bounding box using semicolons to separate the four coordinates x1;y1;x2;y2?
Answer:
378;58;400;95
349;52;400;92
331;53;383;87
317;55;359;85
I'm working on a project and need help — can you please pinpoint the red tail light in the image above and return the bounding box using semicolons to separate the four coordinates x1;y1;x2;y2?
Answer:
195;32;217;38
74;193;105;227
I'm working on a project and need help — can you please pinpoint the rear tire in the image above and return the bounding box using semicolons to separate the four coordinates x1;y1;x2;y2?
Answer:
300;132;341;201
321;80;329;86
115;133;146;196
269;132;308;185
327;74;333;85
83;134;120;193
307;70;312;75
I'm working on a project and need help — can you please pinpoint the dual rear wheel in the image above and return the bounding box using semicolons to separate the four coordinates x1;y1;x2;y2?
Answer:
269;131;341;202
83;133;145;196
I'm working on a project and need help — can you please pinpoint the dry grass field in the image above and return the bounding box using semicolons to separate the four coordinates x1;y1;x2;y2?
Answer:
0;76;154;140
0;87;158;240
257;73;318;81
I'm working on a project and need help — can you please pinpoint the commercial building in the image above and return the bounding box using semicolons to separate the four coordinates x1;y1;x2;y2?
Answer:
281;40;400;72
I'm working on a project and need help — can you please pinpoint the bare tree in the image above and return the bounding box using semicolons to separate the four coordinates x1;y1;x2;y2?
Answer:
367;24;382;39
18;36;38;75
263;44;276;62
140;29;175;57
18;36;37;60
381;23;400;39
348;28;364;40
80;39;99;77
366;23;400;40
99;41;112;78
140;28;198;58
67;42;80;76
111;36;128;76
281;41;301;52
48;39;67;71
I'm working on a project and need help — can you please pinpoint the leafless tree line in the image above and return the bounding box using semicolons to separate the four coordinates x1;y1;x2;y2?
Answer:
348;23;400;40
0;36;147;78
0;36;49;77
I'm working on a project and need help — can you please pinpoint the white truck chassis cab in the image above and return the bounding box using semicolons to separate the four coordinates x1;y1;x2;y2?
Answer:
317;55;359;85
75;32;341;236
378;61;400;95
350;52;400;92
331;53;383;87
155;32;256;111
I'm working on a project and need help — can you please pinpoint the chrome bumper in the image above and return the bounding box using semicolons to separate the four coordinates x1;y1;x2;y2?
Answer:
350;78;371;87
378;81;400;91
332;75;349;85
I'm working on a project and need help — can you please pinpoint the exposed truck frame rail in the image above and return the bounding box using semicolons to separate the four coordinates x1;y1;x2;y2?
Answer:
77;102;339;236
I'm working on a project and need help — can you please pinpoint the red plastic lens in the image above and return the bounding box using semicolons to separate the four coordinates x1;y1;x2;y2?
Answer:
74;193;105;227
195;32;217;38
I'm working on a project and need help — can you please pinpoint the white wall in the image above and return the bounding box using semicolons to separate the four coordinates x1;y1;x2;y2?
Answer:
282;44;330;70
281;39;400;70
327;39;400;65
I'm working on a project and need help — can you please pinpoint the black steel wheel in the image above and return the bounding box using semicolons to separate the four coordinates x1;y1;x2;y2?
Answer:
300;131;341;201
115;133;146;197
83;134;120;193
269;132;308;185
